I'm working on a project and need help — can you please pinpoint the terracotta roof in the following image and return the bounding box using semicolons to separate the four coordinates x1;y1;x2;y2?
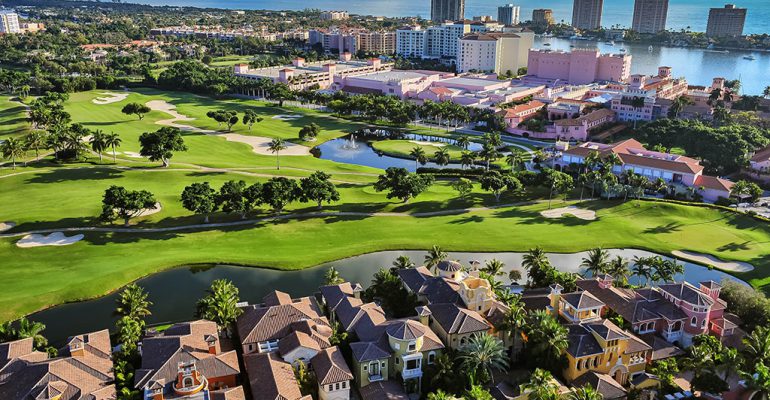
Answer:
693;174;734;192
289;319;332;349
585;319;628;341
135;320;240;390
437;260;463;272
501;100;545;118
572;371;627;400
658;282;714;307
386;320;426;340
311;347;353;385
0;330;116;400
350;341;390;362
320;282;355;312
263;290;293;306
639;333;684;360
245;353;311;400
427;303;491;335
555;108;615;127
237;296;324;344
211;386;247;400
566;324;604;358
751;145;770;162
397;267;433;293
278;331;322;355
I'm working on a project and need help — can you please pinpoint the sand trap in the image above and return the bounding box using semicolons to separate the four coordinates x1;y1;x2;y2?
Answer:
93;92;129;105
672;250;754;272
146;100;309;156
272;114;302;120
133;202;162;217
409;140;446;148
0;222;16;232
541;206;597;221
17;232;84;248
122;151;144;158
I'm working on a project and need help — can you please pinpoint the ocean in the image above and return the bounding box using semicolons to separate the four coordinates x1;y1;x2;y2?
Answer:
138;0;770;35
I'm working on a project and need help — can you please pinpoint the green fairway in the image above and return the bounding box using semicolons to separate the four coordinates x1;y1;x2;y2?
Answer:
0;200;768;322
372;139;467;161
0;95;30;140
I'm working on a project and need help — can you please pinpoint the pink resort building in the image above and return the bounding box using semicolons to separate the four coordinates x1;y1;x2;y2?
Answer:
526;49;632;85
556;139;734;202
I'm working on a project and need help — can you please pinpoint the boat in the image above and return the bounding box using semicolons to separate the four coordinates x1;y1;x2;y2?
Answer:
744;55;756;60
605;40;615;46
543;42;551;47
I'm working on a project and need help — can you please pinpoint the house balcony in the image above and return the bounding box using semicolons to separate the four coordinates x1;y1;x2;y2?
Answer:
663;330;682;342
369;374;384;382
402;368;423;379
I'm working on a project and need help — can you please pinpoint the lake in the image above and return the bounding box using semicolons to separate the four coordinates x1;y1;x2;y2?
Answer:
30;248;746;346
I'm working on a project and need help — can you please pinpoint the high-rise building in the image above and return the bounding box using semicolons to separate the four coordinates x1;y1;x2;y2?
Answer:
0;10;21;34
457;30;534;74
532;9;555;26
396;21;471;61
706;4;747;37
631;0;669;33
431;0;465;23
571;0;603;30
497;4;521;26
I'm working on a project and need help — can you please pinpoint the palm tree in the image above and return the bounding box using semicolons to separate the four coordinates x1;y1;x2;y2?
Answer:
427;390;459;400
104;132;122;163
460;151;476;170
434;148;450;166
606;255;629;286
631;256;652;287
90;129;107;162
479;142;499;170
15;317;48;349
268;138;287;170
195;279;243;335
458;333;509;384
323;266;345;285
744;326;770;366
1;137;25;169
410;147;427;169
0;321;16;342
428;353;457;393
580;248;609;277
424;245;448;270
506;151;525;172
522;369;560;400
522;247;552;288
742;362;770;400
482;259;505;276
456;135;470;150
568;386;603;400
24;131;46;162
114;283;153;322
508;268;522;283
115;315;142;357
523;310;568;372
392;255;415;270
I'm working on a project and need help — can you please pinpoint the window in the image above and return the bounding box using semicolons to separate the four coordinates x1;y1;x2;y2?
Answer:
335;383;340;390
342;382;347;389
396;358;400;365
408;342;416;352
691;316;697;327
428;352;436;364
328;384;334;391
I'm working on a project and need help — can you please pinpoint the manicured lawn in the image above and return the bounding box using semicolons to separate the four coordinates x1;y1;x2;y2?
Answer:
0;200;768;322
372;139;467;161
0;95;30;140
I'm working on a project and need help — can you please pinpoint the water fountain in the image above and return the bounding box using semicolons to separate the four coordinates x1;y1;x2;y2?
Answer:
341;135;360;150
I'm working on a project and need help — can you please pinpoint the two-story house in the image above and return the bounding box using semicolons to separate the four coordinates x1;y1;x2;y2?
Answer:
312;347;354;400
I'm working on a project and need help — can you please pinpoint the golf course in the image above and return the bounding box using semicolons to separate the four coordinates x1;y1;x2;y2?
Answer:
1;88;769;323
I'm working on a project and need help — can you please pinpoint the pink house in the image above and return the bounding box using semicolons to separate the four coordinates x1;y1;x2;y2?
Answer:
498;100;546;127
527;49;632;85
556;139;734;202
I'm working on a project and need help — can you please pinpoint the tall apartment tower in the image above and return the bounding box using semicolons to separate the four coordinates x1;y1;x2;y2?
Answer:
706;4;747;37
497;4;520;26
631;0;669;33
0;10;21;34
532;9;555;26
431;0;465;23
571;0;604;30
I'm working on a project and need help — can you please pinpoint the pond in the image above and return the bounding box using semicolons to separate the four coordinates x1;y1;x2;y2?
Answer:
30;249;746;346
313;131;478;172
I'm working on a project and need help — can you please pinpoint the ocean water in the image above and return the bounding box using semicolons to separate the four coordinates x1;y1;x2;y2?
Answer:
140;0;770;35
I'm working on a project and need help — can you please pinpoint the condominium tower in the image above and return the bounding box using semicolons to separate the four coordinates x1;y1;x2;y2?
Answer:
431;0;465;23
631;0;669;33
0;10;20;34
532;9;555;26
497;4;521;26
571;0;603;30
706;4;747;37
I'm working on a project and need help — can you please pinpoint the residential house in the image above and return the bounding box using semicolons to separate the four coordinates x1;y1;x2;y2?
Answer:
245;353;312;400
423;303;492;350
556;139;734;202
312;347;354;400
750;145;770;173
546;108;616;141
237;290;328;355
0;331;116;399
134;320;244;400
499;100;546;129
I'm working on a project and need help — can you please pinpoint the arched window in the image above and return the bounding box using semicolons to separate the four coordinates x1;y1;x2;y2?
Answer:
182;377;193;387
576;359;582;371
690;316;697;327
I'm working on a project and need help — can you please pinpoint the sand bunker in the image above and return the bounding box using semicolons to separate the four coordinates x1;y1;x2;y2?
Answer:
272;114;302;120
0;222;16;232
93;92;129;105
541;206;597;221
672;250;754;272
122;151;144;158
133;202;162;218
146;100;309;156
409;140;446;148
17;232;84;248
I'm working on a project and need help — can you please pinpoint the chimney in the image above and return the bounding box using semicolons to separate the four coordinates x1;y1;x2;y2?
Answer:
548;284;563;312
339;51;352;62
415;306;432;326
597;274;614;289
204;334;218;355
352;283;364;299
68;337;85;357
292;57;305;67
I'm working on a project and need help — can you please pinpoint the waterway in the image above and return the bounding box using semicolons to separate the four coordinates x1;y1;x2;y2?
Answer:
533;37;770;95
30;249;745;346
